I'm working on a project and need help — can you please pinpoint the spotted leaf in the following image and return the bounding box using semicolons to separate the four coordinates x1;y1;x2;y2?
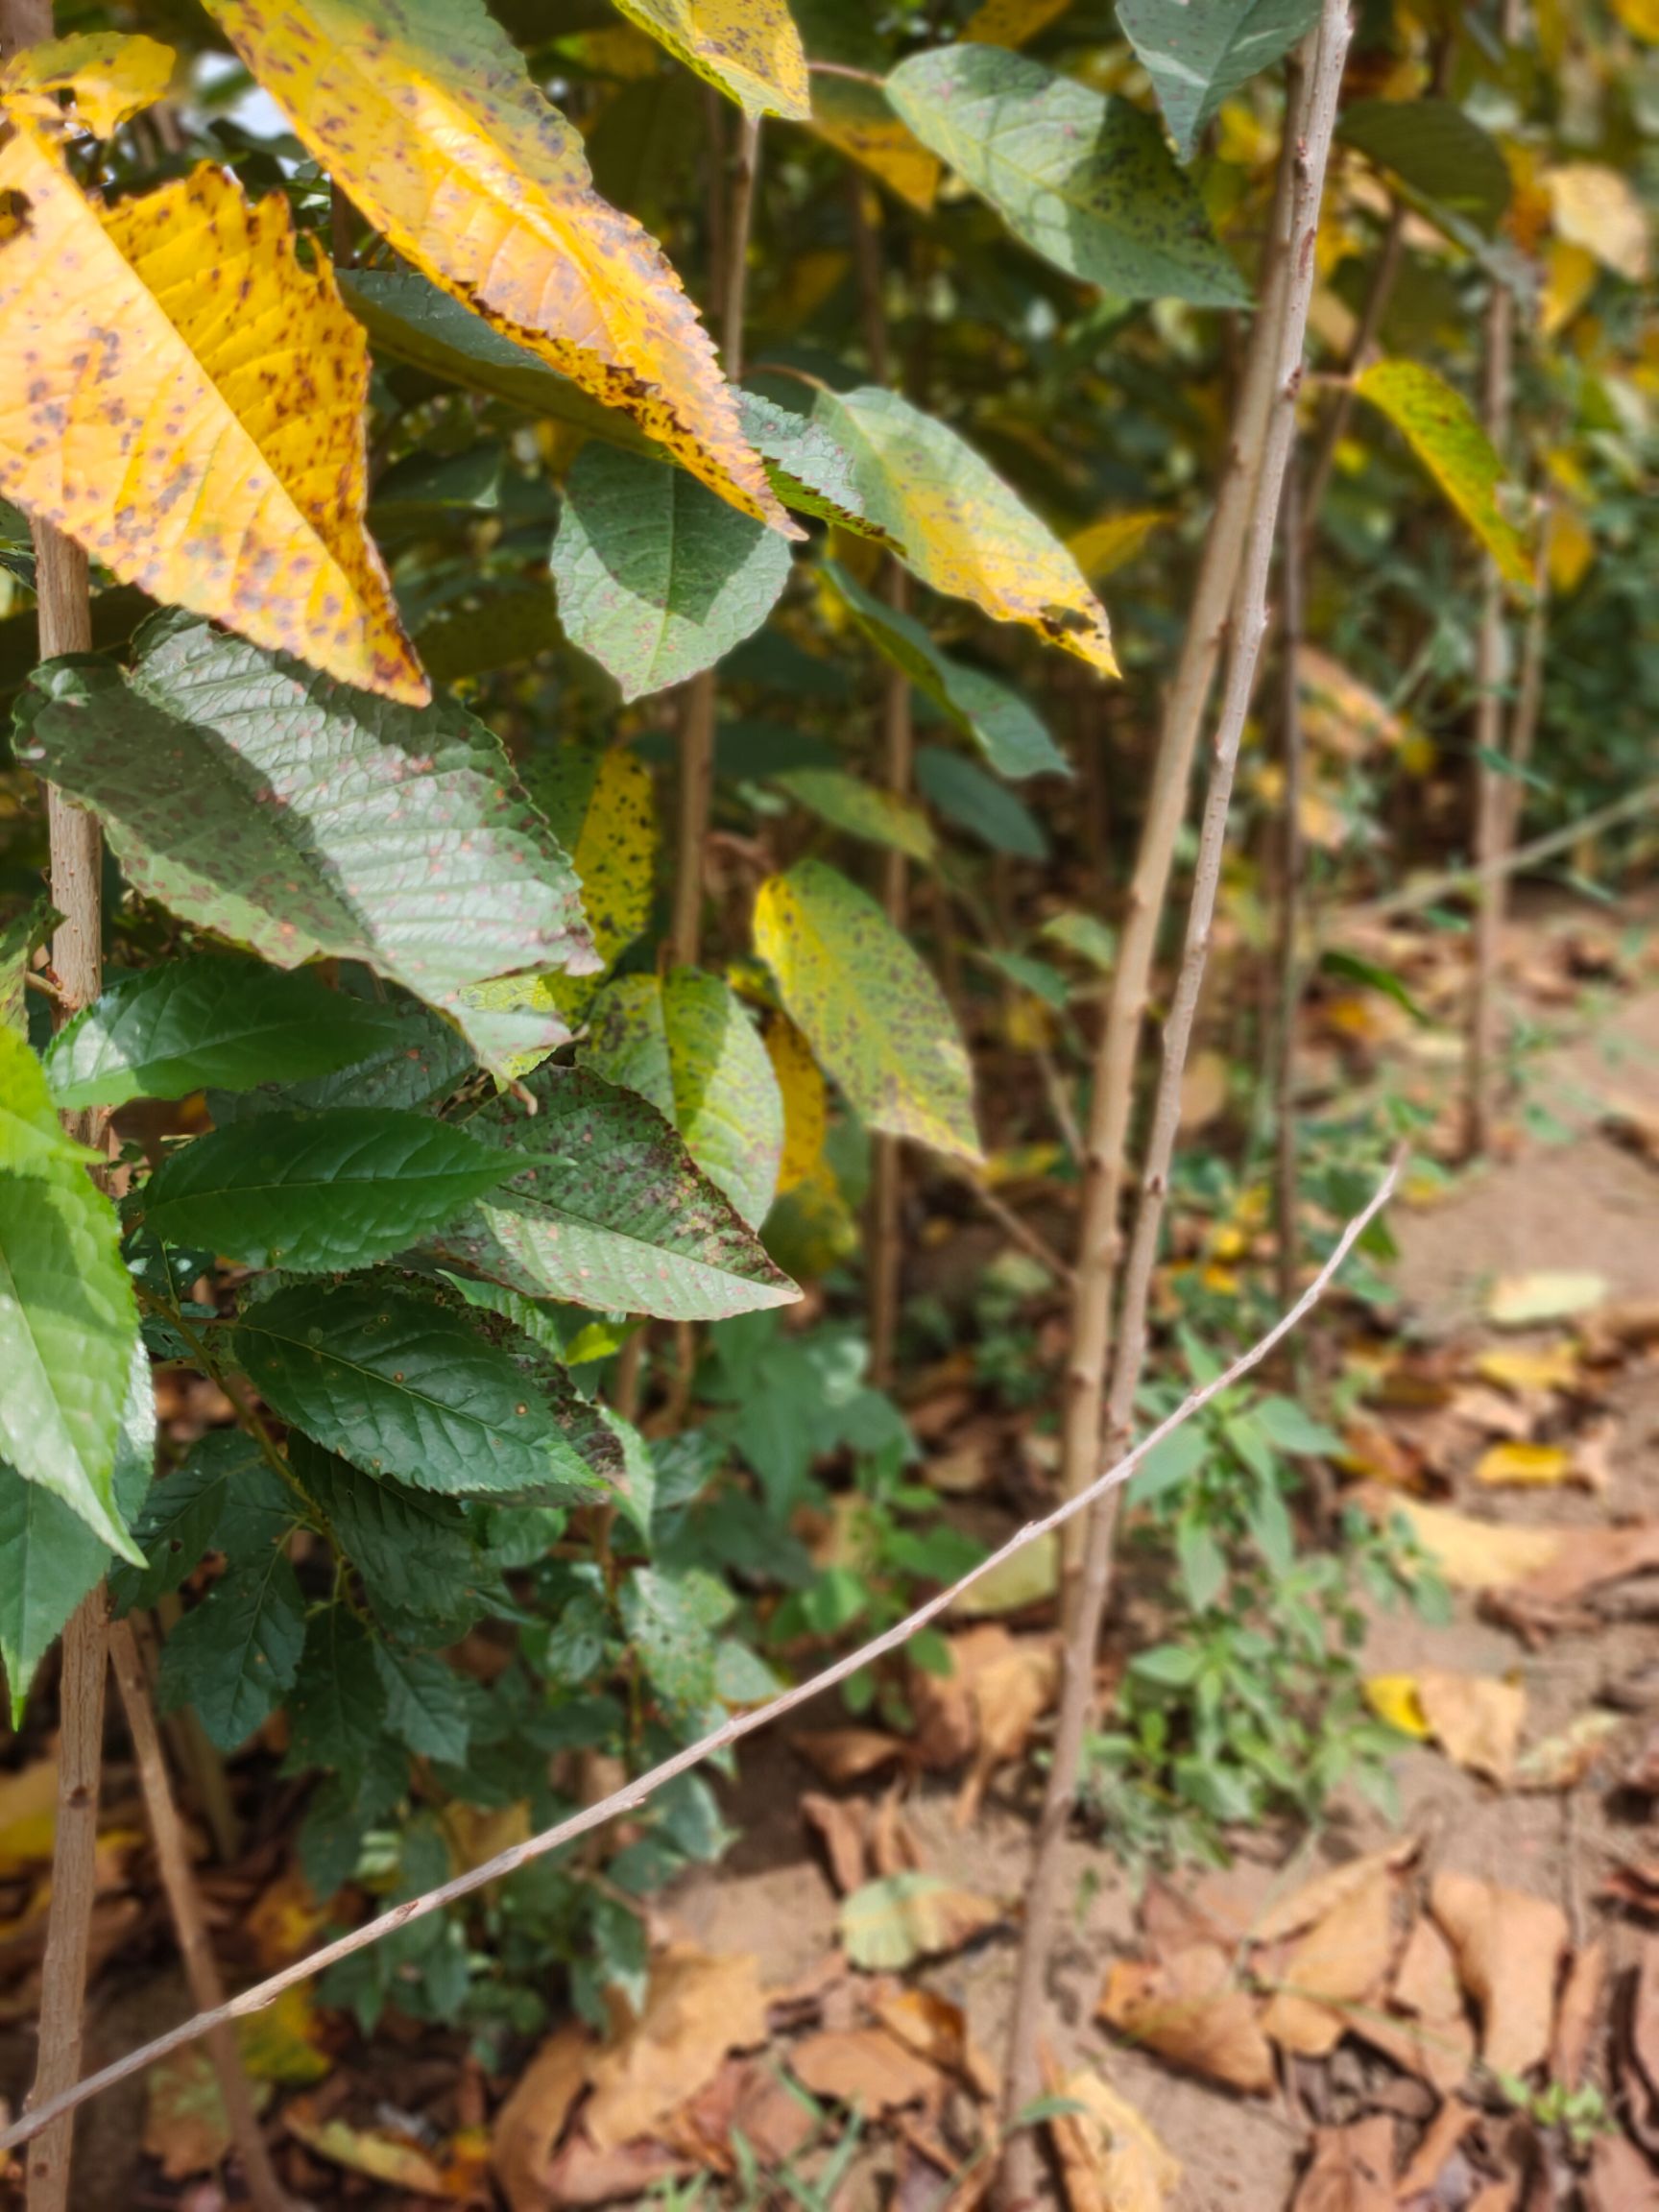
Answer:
1356;360;1532;590
612;0;809;119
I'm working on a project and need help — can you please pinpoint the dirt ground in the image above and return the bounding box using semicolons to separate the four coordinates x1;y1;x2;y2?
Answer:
674;937;1659;2212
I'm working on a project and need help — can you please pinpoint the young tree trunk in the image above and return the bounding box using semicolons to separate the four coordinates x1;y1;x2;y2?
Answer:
867;564;914;1389
107;1623;294;2212
1466;0;1522;1154
999;12;1354;2196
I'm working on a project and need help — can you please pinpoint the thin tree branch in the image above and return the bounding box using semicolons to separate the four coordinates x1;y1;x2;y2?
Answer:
1000;8;1356;2190
1275;447;1308;1317
0;1151;1401;2159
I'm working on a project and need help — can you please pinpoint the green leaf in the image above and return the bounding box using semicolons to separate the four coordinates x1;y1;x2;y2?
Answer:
373;1641;472;1763
0;1340;155;1724
109;1429;262;1615
1354;360;1532;589
1339;99;1511;235
550;444;792;702
0;1166;142;1559
430;1065;799;1323
886;46;1249;305
1251;1395;1343;1456
285;1606;390;1776
0;1027;101;1177
231;1280;618;1504
1176;1512;1227;1611
771;769;937;863
580;970;783;1229
207;994;475;1126
826;563;1066;781
1116;0;1321;161
339;269;654;451
620;1566;732;1717
289;1437;491;1637
14;615;598;1076
157;1546;307;1750
798;388;1112;680
914;747;1048;859
754;859;980;1162
144;1111;515;1273
45;957;406;1112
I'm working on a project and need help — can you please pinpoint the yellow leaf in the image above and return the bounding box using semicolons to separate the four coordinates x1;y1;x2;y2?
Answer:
755;859;980;1163
611;0;808;119
1613;0;1659;35
1541;237;1599;338
1548;162;1651;281
809;80;941;214
1474;1441;1575;1489
0;32;173;136
1298;646;1415;758
963;0;1074;46
1066;507;1167;581
1484;1270;1606;1327
1363;1674;1431;1738
1362;1491;1563;1592
0;1757;57;1877
1546;500;1595;594
1414;1669;1526;1786
1474;1339;1579;1393
1049;2066;1182;2212
285;2108;448;2195
1356;358;1532;590
205;0;795;538
236;1986;331;2085
0;133;424;701
764;1012;828;1196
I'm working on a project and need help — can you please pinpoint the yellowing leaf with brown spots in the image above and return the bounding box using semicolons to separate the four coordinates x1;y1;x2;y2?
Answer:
808;79;942;213
206;0;795;538
612;0;809;119
1356;359;1532;590
763;1011;829;1195
0;132;424;701
0;32;174;136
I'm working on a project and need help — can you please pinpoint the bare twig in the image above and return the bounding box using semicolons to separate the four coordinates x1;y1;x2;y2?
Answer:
108;1623;296;2212
1001;10;1355;2191
1275;446;1307;1316
0;1154;1400;2158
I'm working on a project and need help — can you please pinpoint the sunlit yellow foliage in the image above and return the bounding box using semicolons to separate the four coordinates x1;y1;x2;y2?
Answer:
0;124;424;700
612;0;809;119
809;81;941;215
1066;509;1166;582
206;0;795;537
962;0;1074;47
1547;161;1651;282
763;1014;828;1195
0;31;173;136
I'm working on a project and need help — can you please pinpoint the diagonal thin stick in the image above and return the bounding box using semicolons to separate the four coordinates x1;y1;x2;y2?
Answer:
0;1151;1401;2158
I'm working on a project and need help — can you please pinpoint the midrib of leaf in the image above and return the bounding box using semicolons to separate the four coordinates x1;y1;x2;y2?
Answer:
220;1545;297;1706
241;1308;546;1447
643;469;686;689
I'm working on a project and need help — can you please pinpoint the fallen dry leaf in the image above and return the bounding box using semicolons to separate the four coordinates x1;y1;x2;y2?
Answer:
801;1791;870;1897
1430;1871;1568;2079
1099;1943;1275;2095
1551;1941;1607;2091
839;1873;1001;1970
0;1760;58;1878
1484;1271;1607;1327
1517;1523;1659;1607
531;2128;689;2207
1473;1442;1575;1490
1260;1862;1399;2057
1358;1491;1562;1591
1394;2097;1477;2200
1514;1711;1623;1792
789;2027;943;2117
658;2056;817;2171
1474;1342;1581;1396
791;1728;913;1785
1589;2132;1659;2211
1573;1415;1620;1495
584;1946;768;2152
246;1866;327;1964
869;1783;926;1879
285;2105;448;2197
1253;1837;1419;1946
1414;1670;1527;1786
1289;2116;1395;2211
492;2024;594;2212
956;1634;1059;1825
143;2044;233;2182
1450;1382;1535;1438
874;1987;995;2098
1362;1675;1432;1739
1360;1912;1476;2096
1631;1943;1659;2108
1046;2056;1182;2212
1601;1862;1659;1918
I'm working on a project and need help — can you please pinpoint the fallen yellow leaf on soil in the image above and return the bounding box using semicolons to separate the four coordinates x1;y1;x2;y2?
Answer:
1290;2115;1395;2212
838;1872;1002;1971
1484;1270;1607;1327
0;1759;57;1877
1430;1870;1568;2079
206;0;793;536
789;2026;944;2117
492;2024;594;2212
0;127;423;700
584;1946;768;2152
1358;1490;1563;1590
790;1727;913;1785
956;1633;1059;1825
1099;1943;1275;2094
1474;1341;1582;1395
1261;1863;1400;2058
1363;1675;1432;1739
1045;2056;1182;2212
1414;1669;1527;1786
1474;1441;1575;1488
285;2105;449;2196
